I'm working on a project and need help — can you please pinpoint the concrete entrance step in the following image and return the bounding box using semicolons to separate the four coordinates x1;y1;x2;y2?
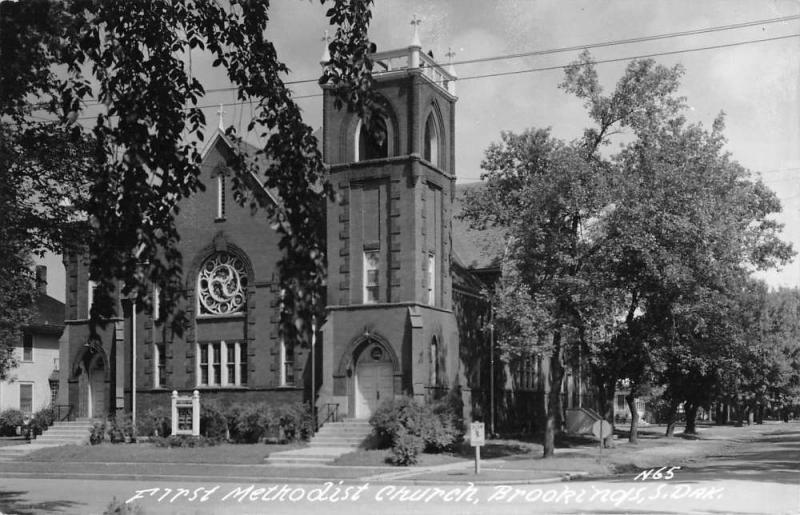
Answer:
265;446;359;465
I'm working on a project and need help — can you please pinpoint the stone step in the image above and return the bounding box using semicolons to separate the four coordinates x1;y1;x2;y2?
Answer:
39;428;90;435
35;437;87;445
264;445;357;466
310;435;365;445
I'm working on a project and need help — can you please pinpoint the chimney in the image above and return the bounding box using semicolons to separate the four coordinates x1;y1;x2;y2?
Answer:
35;265;47;296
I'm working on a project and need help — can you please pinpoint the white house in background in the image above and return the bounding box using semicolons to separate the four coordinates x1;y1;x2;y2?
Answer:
0;266;64;415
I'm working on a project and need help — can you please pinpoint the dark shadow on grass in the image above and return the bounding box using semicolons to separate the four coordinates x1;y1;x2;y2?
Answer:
0;489;83;515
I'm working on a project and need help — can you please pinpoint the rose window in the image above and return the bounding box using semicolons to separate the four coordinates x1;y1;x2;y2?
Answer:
197;253;248;315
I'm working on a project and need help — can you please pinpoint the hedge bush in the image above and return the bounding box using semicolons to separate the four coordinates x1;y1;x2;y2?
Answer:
275;402;314;442
107;414;134;443
390;427;425;465
0;409;25;436
369;394;463;464
152;434;218;448
136;406;172;437
30;406;56;435
200;402;229;441
90;420;106;445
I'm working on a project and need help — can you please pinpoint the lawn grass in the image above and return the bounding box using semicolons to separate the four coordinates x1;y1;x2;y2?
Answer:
0;437;28;447
25;441;306;464
332;440;537;467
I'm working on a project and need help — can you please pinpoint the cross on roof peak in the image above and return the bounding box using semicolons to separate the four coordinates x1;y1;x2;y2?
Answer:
216;103;226;132
410;14;422;47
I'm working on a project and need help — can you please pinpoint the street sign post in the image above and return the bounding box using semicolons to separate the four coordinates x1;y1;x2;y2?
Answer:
470;422;485;474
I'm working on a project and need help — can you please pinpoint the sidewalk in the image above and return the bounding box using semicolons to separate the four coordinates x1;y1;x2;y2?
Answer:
0;421;786;486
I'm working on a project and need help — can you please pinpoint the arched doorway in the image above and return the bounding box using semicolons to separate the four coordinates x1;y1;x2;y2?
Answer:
77;349;107;419
354;341;394;419
88;353;106;418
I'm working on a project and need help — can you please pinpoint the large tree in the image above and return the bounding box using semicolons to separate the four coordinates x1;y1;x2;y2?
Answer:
463;51;793;456
0;0;378;351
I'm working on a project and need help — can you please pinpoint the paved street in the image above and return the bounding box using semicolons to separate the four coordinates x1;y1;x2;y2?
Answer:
0;424;796;514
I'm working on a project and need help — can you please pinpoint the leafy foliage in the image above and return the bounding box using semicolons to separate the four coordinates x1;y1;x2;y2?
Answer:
369;396;460;465
0;0;378;347
462;51;794;450
136;407;172;437
0;409;25;436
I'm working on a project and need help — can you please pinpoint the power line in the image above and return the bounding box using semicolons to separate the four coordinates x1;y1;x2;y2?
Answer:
450;14;800;67
458;33;800;82
28;32;800;122
63;14;800;108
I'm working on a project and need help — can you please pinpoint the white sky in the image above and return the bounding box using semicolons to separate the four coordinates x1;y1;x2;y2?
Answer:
36;0;800;300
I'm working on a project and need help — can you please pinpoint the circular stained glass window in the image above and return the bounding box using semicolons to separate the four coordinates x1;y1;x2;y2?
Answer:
197;253;248;315
370;346;383;361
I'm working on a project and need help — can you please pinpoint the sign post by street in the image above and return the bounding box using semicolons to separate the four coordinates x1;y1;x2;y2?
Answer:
470;422;485;474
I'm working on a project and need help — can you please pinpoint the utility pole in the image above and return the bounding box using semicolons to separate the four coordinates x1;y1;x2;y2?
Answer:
311;310;317;434
489;302;495;437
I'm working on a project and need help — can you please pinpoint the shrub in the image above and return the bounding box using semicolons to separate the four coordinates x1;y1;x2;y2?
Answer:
390;428;424;466
90;420;106;445
0;409;25;436
136;406;172;437
227;403;263;443
275;402;313;442
104;497;142;515
107;413;134;443
30;406;56;436
152;434;218;448
419;412;458;453
369;397;427;449
200;402;228;441
369;395;461;463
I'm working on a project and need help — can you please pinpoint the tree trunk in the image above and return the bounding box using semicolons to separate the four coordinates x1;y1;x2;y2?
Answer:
756;404;764;424
626;393;639;444
543;331;564;459
684;402;698;434
665;399;679;437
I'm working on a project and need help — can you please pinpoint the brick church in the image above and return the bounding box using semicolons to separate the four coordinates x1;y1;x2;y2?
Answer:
59;39;503;425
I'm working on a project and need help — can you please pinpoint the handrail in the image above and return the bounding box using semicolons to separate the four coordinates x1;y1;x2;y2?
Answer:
53;404;74;422
322;403;340;426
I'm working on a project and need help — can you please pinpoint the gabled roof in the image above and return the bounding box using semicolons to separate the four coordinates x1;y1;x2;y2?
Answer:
27;293;65;335
202;130;280;207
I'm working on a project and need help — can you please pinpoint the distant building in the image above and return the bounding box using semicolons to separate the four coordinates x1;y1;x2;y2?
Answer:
1;266;64;415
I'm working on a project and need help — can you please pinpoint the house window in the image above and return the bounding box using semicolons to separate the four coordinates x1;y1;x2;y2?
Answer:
154;343;166;387
22;333;33;362
281;339;295;386
217;174;226;219
49;381;58;405
197;252;248;316
427;253;436;306
19;383;33;415
363;251;380;304
423;113;439;166
356;117;388;161
197;341;246;387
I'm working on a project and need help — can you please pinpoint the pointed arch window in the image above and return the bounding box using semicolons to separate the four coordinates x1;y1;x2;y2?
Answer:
431;336;440;386
423;113;440;167
356;117;389;161
217;174;226;219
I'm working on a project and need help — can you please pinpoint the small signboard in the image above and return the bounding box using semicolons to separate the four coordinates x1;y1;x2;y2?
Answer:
470;422;485;447
171;390;200;436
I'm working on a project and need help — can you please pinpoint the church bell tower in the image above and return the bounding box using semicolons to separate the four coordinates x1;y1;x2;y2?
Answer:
318;22;461;420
